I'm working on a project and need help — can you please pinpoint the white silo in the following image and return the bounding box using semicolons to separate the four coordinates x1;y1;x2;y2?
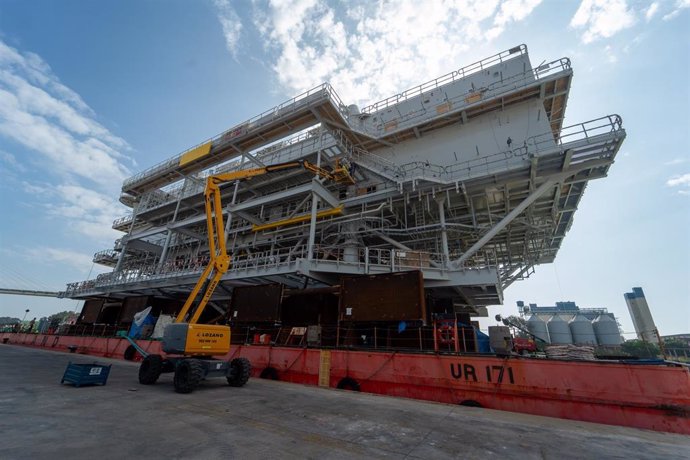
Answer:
592;314;622;346
624;287;659;343
569;314;597;345
526;314;550;343
547;315;573;344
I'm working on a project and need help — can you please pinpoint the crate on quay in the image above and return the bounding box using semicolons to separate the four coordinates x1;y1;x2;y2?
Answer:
60;362;111;387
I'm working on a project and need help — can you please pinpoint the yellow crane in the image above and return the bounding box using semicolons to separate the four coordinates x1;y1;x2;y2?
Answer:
137;158;354;393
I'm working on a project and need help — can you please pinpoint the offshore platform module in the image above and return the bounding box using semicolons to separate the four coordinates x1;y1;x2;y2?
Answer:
66;44;625;345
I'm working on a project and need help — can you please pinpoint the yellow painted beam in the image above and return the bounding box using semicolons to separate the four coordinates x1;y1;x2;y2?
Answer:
252;206;343;232
179;142;212;166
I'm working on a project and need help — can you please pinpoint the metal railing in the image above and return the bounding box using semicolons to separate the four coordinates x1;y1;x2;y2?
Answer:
360;44;528;114
112;214;133;229
65;243;448;296
122;83;349;191
93;249;118;264
363;57;571;136
352;114;623;186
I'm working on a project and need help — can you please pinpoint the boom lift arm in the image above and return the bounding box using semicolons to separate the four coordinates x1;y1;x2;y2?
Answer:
175;158;354;326
142;158;353;393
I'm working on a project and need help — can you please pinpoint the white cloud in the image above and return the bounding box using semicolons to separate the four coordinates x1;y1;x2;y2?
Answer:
242;0;541;106
645;2;659;21
0;149;26;172
213;0;243;57
0;40;132;245
0;39;132;189
49;184;125;243
487;0;543;39
25;247;95;271
604;45;618;63
663;0;690;20
666;173;690;188
570;0;636;44
666;172;690;195
664;157;688;166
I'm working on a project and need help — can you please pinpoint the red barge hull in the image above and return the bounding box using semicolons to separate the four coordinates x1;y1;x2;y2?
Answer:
3;332;689;435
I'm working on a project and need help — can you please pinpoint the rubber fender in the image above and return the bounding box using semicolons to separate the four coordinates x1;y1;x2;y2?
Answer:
123;345;137;361
336;377;361;392
260;367;279;380
459;400;482;408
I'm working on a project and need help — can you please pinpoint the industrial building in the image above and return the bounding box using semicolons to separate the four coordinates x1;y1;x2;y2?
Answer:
62;45;626;331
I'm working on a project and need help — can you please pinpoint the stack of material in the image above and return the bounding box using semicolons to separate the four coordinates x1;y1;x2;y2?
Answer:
545;344;596;361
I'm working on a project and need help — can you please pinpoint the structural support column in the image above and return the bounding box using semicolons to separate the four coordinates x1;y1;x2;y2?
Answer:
307;190;319;261
157;192;185;272
437;196;450;268
116;199;143;272
307;133;323;261
223;180;241;241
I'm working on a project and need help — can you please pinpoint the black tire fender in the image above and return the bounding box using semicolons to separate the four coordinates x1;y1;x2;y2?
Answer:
459;400;482;408
336;377;361;392
259;367;279;380
123;345;137;361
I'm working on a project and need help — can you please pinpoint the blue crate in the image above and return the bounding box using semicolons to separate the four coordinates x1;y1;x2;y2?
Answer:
61;362;111;387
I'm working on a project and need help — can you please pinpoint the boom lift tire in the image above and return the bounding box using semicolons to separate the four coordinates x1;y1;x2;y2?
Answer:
227;358;251;387
138;354;163;384
174;359;204;394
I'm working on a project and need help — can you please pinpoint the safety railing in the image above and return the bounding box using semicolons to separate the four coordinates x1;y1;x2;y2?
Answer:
65;243;449;296
361;45;527;114
122;83;349;192
92;249;119;264
363;57;571;136
351;114;623;186
112;214;133;229
229;323;488;355
126;129;346;218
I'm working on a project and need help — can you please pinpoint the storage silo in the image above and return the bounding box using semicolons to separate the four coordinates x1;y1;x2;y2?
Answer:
569;314;597;345
624;287;659;343
547;315;573;344
592;314;622;346
526;314;550;343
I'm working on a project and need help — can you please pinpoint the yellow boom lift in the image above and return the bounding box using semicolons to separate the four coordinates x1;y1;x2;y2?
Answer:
137;158;354;393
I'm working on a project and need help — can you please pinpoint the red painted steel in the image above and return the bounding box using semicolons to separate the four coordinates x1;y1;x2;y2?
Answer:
3;332;688;434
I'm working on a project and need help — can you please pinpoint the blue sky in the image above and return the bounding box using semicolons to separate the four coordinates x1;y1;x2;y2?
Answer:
0;0;688;336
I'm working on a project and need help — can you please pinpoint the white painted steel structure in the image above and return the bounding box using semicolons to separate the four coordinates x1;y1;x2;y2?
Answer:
65;45;626;316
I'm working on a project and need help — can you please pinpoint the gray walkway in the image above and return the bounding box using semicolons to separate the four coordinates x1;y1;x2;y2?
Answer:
0;345;687;459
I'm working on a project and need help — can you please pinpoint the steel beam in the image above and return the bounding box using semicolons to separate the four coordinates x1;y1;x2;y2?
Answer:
454;177;557;267
0;288;61;298
228;183;313;213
